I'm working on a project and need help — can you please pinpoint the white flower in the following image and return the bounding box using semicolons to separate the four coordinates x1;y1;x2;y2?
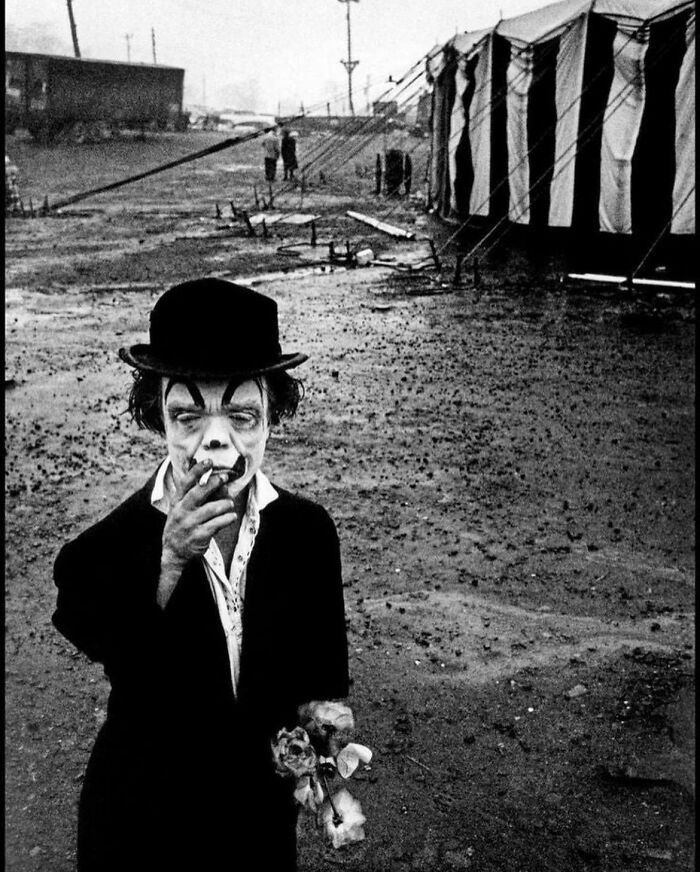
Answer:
293;775;325;812
298;700;356;756
271;726;317;778
319;788;367;849
303;700;355;732
336;743;373;779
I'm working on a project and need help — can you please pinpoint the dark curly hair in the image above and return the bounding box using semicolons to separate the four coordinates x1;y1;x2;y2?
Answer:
125;369;304;434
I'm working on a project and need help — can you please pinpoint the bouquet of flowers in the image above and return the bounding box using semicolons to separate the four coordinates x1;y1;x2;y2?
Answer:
271;700;373;849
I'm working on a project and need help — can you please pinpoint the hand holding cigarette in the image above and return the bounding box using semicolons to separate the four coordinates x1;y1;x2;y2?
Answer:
157;459;238;608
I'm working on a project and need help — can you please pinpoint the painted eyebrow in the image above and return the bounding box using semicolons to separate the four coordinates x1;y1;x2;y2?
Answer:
164;378;205;407
223;379;267;407
222;379;246;405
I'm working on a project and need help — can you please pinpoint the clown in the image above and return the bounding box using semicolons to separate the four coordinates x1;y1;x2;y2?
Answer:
53;279;349;871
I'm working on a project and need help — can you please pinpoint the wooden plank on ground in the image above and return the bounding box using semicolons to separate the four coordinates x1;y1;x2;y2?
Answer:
567;273;695;290
278;213;321;225
248;213;285;226
248;212;320;226
346;210;415;239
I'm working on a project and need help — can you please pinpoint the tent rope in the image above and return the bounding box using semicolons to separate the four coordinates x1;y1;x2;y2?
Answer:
47;120;306;211
631;183;696;279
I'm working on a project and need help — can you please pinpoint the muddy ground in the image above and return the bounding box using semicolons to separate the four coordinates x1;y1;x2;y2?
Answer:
5;131;695;871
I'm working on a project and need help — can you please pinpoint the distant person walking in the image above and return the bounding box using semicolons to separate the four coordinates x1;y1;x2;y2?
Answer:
281;129;298;182
262;128;280;182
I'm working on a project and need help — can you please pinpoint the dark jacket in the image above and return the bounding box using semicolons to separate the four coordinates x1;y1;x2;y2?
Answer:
53;473;349;872
281;134;298;169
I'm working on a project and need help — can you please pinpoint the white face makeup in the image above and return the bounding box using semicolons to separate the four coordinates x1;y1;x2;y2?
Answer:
161;376;270;499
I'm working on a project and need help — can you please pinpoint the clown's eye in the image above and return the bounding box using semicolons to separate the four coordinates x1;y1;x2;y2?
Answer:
229;412;259;428
171;410;201;424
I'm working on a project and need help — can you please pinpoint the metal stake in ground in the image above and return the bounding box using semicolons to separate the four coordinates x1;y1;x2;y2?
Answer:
241;211;256;237
453;254;465;287
428;239;441;271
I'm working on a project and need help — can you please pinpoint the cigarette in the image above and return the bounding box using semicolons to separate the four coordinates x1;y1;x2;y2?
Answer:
199;468;214;486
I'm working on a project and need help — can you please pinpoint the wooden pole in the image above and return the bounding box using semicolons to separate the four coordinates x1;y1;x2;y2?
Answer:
66;0;81;58
338;0;359;117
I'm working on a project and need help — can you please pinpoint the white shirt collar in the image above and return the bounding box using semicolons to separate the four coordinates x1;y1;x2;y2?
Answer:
150;457;278;514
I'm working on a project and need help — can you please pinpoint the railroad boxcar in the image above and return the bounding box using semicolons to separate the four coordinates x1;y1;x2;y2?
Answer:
5;51;185;141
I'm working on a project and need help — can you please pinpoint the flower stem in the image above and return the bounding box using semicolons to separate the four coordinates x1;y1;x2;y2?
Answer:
321;772;343;826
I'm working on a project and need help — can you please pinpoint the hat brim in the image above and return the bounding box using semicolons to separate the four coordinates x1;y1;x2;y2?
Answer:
118;345;308;379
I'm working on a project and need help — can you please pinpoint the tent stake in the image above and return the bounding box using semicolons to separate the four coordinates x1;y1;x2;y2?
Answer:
453;254;465;287
262;218;269;239
253;184;260;208
310;220;317;247
428;239;441;271
215;202;222;219
241;210;256;237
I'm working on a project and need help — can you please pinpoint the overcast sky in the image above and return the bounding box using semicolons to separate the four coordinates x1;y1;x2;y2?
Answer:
6;0;549;113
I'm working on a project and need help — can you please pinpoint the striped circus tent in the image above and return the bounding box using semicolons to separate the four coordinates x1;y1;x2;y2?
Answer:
427;0;695;239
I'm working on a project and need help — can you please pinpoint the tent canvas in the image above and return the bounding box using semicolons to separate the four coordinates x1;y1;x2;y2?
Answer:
427;0;695;239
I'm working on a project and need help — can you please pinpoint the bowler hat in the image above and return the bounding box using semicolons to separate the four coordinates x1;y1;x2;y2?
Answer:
118;278;308;378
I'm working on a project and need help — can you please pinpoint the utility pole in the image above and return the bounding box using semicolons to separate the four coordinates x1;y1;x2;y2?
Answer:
151;27;157;64
125;33;133;63
66;0;81;58
337;0;359;116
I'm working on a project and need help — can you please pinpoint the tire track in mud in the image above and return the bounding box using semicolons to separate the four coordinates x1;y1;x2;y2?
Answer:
357;589;693;686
